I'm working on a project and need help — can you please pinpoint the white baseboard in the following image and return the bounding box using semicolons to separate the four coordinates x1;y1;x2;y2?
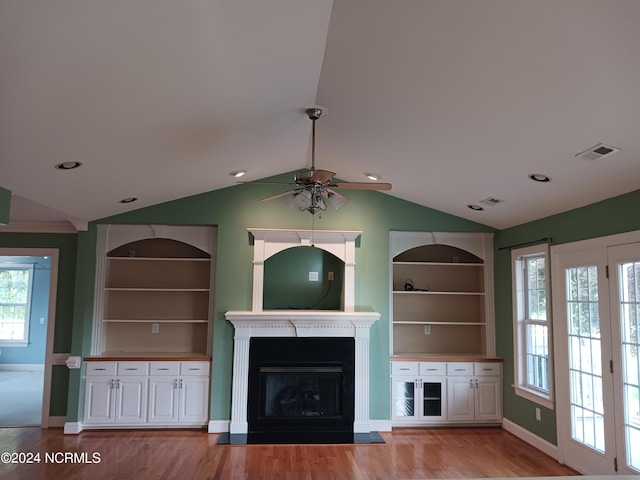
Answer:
47;416;66;428
502;418;558;460
208;420;230;433
370;419;392;432
0;364;45;371
63;422;83;434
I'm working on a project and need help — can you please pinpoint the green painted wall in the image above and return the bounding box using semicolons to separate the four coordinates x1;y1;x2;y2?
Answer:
0;187;10;225
0;232;78;416
264;247;344;310
64;174;493;423
494;188;640;444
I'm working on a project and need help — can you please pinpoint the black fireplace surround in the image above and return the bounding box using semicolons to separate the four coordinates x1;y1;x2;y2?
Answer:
247;337;355;444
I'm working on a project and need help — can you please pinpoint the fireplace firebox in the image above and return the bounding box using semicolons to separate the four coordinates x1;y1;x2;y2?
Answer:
247;337;355;443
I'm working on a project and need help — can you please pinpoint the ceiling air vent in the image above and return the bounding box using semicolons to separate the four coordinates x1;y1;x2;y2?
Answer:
479;197;504;207
575;143;621;161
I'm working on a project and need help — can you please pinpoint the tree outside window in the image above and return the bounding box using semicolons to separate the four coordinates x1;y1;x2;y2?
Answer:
0;265;34;346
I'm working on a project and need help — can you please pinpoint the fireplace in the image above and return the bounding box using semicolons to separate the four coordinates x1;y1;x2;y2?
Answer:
224;229;380;443
248;337;355;443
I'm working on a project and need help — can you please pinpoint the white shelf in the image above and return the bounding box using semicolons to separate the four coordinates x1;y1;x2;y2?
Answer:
390;231;495;357
108;257;210;262
103;319;209;323
393;261;483;267
393;321;487;326
93;225;215;356
105;288;210;292
393;290;485;296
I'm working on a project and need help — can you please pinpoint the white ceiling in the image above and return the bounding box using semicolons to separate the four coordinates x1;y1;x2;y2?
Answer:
2;0;640;230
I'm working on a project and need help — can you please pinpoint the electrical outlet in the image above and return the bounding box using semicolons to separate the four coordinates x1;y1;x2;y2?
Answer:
152;323;159;334
40;317;45;325
424;325;431;335
309;271;319;282
328;271;334;281
535;407;541;421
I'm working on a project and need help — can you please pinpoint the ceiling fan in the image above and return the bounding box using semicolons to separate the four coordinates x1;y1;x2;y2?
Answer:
256;107;392;215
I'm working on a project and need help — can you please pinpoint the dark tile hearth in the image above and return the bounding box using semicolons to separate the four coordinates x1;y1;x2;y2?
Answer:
216;431;385;445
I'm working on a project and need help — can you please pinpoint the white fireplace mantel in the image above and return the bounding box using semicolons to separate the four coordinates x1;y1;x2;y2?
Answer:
225;228;381;437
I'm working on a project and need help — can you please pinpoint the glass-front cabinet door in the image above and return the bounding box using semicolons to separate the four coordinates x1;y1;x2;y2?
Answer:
392;376;417;421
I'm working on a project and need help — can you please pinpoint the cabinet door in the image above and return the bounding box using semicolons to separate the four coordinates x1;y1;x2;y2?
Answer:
419;376;446;421
148;377;179;423
475;376;502;422
447;376;475;421
391;376;418;422
115;376;148;424
84;377;115;424
179;376;209;424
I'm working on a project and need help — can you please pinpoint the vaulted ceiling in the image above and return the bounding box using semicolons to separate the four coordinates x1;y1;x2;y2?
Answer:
2;1;640;230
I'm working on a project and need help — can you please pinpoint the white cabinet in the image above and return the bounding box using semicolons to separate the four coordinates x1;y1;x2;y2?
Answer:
84;362;148;425
391;362;446;424
148;361;210;425
84;360;210;429
446;362;502;423
391;360;502;426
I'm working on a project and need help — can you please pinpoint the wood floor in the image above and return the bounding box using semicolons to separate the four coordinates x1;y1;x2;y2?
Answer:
0;427;578;480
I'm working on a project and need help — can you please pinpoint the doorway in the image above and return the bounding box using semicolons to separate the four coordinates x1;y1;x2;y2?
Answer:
0;248;58;427
552;236;640;475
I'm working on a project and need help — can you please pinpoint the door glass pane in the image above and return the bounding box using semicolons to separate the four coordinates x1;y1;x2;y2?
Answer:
618;261;640;471
422;382;442;417
566;265;605;453
394;380;415;417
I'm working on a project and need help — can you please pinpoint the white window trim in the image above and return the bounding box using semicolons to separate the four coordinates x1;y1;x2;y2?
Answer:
512;244;554;409
0;263;34;348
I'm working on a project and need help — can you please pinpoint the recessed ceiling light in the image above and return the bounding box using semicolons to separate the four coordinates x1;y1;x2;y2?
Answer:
54;161;83;170
365;173;380;181
467;204;484;211
230;170;246;178
119;197;138;204
529;173;551;183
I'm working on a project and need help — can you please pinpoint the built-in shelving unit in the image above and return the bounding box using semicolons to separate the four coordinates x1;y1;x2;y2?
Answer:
390;232;495;357
92;225;216;357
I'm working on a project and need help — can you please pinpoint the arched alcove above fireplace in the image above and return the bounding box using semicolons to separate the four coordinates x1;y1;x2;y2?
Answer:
247;228;361;312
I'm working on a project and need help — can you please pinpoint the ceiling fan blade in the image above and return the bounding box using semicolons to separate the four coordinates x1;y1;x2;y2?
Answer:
260;189;300;202
330;182;392;191
308;169;336;184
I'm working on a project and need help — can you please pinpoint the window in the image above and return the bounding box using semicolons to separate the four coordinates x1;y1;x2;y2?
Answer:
512;245;554;408
0;264;34;347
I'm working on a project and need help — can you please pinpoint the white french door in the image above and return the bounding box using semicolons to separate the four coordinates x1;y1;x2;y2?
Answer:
607;243;640;475
552;241;640;475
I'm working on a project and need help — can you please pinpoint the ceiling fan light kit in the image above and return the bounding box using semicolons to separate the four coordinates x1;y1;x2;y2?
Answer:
257;107;392;215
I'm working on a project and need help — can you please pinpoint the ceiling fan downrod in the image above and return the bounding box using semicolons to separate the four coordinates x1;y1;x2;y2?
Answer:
306;108;323;173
